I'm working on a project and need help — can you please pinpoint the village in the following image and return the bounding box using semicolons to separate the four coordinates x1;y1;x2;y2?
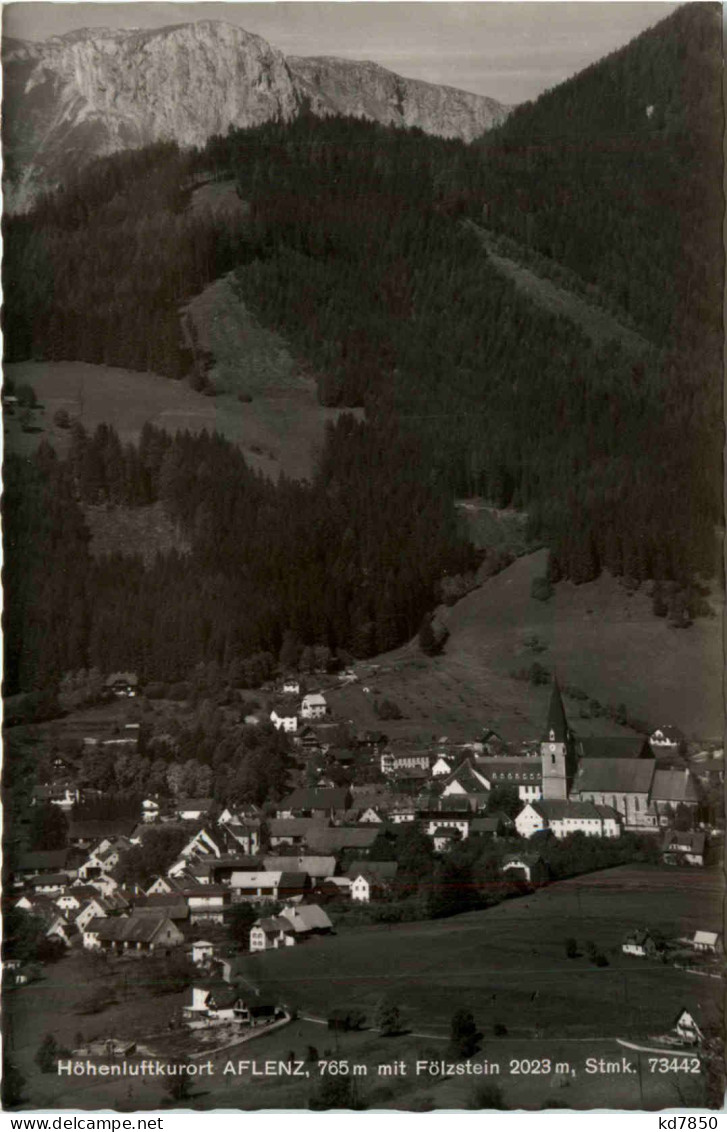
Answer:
3;666;724;1108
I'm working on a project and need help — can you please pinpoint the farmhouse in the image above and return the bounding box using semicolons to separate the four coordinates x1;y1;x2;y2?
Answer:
105;672;138;697
650;769;701;825
276;787;350;820
267;818;329;848
690;931;721;953
662;830;705;867
176;799;215;822
622;929;659;958
650;726;685;753
300;693;328;719
501;852;549;885
250;916;297;951
83;915;184;954
184;982;277;1027
270;709;298;733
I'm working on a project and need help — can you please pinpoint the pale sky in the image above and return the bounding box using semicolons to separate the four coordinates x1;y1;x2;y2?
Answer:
4;2;684;103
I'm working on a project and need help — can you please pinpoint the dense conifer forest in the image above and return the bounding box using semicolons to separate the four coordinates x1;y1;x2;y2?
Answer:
4;420;475;694
2;3;723;693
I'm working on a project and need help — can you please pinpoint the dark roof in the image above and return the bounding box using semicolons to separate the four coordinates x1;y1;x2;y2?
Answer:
578;737;652;760
573;759;656;795
279;787;350;812
16;850;69;872
531;800;602;821
543;680;569;743
278;872;310;890
268;818;330;837
470;817;501;834
177;798;214;811
69;820;136;841
663;830;706;855
29;873;69;887
346;859;397;879
307;827;380;852
650;769;700;804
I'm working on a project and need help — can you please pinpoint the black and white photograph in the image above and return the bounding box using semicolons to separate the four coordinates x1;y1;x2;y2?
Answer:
1;0;724;1116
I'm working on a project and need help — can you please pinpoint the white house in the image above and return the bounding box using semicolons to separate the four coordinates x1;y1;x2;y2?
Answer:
270;710;298;733
177;799;214;822
300;693;328;720
192;940;216;965
186;888;230;925
250;917;297;952
431;755;454;777
650;726;685;753
691;931;721;953
282;679;301;695
673;1009;703;1046
230;871;282;901
142;799;160;823
424;816;470;842
622;929;658;958
515;800;621;840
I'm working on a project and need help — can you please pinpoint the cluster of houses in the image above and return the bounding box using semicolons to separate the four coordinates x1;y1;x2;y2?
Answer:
9;677;721;994
269;684;329;733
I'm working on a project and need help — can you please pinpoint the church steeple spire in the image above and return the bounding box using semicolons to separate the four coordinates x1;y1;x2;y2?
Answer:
540;677;574;801
542;677;569;743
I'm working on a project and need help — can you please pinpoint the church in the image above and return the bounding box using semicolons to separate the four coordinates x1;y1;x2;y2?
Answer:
514;682;696;839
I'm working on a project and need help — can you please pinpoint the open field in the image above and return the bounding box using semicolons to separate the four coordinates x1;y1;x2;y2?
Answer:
326;549;723;743
4;356;360;481
242;865;722;1040
8;865;720;1111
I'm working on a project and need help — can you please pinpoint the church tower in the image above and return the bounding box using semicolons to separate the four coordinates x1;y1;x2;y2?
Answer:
540;679;574;800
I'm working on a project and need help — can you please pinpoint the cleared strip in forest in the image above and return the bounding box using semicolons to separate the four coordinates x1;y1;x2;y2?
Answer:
469;224;652;356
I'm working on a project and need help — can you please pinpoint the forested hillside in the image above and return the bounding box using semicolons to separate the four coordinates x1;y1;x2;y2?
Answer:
2;4;723;696
4;420;474;694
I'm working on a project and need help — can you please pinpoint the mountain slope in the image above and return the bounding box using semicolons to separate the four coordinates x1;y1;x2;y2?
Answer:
2;20;508;210
287;55;507;142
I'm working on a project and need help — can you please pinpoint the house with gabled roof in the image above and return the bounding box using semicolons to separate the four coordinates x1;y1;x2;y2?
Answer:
650;769;701;825
441;759;490;799
306;826;380;855
83;914;184;953
268;818;329;848
348;861;398;903
501;852;549;885
662;829;706;867
690;931;721;953
650;726;685;753
622;928;658;958
278;903;333;937
276;787;350;821
515;799;619;840
250;916;297;952
301;693;328;720
177;799;215;822
673;1008;703;1045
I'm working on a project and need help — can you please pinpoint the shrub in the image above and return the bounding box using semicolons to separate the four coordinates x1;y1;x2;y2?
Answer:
531;576;553;601
564;937;578;959
493;1022;508;1037
53;407;72;429
467;1083;507;1110
35;1034;58;1073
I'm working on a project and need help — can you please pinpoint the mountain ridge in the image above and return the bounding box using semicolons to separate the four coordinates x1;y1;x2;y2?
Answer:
2;19;509;210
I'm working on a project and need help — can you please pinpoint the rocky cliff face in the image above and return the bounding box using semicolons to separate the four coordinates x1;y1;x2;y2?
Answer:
3;20;509;211
287;55;508;143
